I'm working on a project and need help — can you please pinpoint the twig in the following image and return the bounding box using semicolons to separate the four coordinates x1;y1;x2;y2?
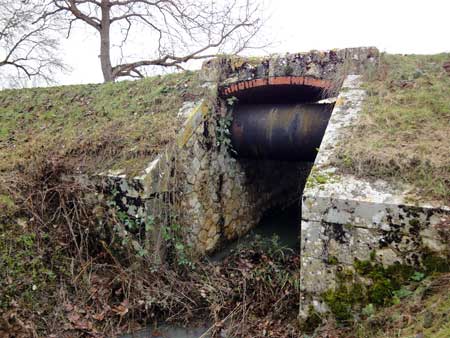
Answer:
197;304;241;338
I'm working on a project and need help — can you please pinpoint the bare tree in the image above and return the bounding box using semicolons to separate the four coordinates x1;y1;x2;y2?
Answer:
0;0;65;86
43;0;263;82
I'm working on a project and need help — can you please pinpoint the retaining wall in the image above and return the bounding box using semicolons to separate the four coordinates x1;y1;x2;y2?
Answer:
299;75;450;317
102;48;381;254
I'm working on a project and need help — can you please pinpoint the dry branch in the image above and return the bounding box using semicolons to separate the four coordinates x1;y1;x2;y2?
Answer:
0;1;66;86
42;0;264;82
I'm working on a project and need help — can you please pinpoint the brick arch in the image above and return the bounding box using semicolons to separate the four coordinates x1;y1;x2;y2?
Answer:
220;76;333;96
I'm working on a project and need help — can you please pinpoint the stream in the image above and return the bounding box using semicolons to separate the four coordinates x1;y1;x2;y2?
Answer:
120;203;300;338
209;203;301;262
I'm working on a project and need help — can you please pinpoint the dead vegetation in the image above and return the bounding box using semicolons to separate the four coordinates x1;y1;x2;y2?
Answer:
0;148;301;337
2;54;450;337
335;53;450;203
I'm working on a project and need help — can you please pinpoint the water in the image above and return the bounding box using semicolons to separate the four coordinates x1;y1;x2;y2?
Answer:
120;204;300;338
209;203;301;262
119;324;211;338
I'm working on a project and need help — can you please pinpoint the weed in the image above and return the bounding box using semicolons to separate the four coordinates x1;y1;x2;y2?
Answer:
335;53;450;203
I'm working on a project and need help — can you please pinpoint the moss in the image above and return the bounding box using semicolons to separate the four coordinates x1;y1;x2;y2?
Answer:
306;169;336;189
368;279;394;305
409;218;420;227
300;306;323;333
324;258;433;322
385;264;415;287
354;259;374;275
423;254;450;273
355;259;416;304
327;255;339;265
342;273;450;337
323;286;353;321
323;271;369;321
352;283;366;304
314;174;329;184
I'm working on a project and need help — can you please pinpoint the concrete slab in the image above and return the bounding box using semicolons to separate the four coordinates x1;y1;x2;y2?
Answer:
300;75;450;317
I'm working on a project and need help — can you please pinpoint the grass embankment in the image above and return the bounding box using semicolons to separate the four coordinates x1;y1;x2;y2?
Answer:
316;273;450;338
0;71;203;176
0;72;302;337
354;273;450;338
336;53;450;203
1;57;450;337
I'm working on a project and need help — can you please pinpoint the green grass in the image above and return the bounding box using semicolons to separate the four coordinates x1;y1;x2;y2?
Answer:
0;71;204;176
335;53;450;203
352;274;450;338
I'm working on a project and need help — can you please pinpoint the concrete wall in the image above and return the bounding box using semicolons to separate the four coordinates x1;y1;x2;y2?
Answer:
299;75;450;317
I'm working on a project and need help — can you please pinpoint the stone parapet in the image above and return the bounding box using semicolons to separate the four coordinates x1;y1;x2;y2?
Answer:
201;47;379;89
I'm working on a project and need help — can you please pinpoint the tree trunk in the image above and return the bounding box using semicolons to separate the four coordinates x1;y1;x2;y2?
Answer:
100;0;113;82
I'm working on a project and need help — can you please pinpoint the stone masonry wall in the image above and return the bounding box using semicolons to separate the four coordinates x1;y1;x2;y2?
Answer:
103;48;383;255
98;100;308;254
201;47;379;93
176;103;309;253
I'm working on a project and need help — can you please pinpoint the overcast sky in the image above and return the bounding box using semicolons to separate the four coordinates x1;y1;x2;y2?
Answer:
58;0;449;85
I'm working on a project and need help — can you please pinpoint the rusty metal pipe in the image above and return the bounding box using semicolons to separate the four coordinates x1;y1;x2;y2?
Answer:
231;103;333;161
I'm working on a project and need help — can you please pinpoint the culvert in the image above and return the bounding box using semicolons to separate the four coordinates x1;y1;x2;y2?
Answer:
104;50;379;256
230;103;333;161
214;77;337;252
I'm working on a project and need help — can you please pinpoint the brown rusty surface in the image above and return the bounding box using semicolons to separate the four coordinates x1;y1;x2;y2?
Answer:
221;76;333;96
231;103;333;161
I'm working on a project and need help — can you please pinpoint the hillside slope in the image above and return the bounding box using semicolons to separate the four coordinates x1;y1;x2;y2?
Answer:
335;53;450;203
0;71;204;176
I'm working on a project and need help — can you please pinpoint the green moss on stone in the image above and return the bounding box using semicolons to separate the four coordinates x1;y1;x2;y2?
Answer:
409;218;420;227
323;286;354;321
323;257;438;323
300;305;323;333
368;279;394;305
327;255;339;265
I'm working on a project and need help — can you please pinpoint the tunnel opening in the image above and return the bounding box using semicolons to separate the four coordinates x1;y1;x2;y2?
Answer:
212;78;337;258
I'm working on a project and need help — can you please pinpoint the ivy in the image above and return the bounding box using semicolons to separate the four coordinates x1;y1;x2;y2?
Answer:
216;113;236;154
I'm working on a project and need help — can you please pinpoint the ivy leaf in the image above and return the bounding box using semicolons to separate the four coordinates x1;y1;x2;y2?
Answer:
392;287;413;299
362;303;375;317
410;271;426;282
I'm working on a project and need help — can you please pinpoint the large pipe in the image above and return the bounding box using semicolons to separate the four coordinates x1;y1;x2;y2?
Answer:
231;103;333;161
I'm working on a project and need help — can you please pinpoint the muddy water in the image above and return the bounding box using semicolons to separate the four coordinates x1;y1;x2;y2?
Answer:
120;204;300;338
119;324;211;338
